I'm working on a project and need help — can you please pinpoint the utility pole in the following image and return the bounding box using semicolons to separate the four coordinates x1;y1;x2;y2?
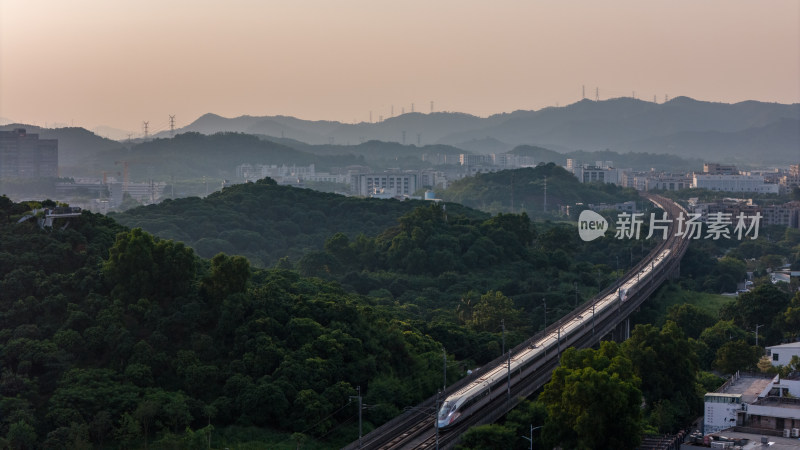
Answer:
542;298;547;330
349;387;362;448
501;318;506;355
169;115;175;136
557;327;561;357
506;350;511;403
442;348;447;392
435;391;440;450
521;425;543;450
574;282;578;309
754;324;763;349
543;176;547;212
510;172;515;213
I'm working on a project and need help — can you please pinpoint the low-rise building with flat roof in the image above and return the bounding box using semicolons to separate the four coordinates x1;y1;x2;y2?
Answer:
702;371;800;438
766;342;800;367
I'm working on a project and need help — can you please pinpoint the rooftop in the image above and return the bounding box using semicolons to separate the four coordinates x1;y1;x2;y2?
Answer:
715;373;773;404
766;341;800;351
750;396;800;410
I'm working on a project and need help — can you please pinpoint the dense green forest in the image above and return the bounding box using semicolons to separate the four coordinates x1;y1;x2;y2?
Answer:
4;178;799;448
0;189;659;448
0;197;463;448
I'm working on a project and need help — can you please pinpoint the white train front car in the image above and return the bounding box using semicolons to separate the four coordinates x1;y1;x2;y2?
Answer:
437;397;463;428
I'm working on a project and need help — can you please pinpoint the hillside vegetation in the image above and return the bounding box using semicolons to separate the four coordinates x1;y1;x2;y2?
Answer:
0;197;455;448
113;178;485;267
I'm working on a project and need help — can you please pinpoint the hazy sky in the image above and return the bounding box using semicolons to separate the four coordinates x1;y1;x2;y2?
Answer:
2;0;798;136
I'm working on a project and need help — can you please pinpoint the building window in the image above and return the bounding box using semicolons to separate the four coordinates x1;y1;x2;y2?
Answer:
773;353;779;361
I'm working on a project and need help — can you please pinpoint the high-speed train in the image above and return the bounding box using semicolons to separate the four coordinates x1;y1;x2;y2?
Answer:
436;248;672;429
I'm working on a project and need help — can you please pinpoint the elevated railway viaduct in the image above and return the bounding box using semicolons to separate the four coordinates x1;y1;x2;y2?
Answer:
345;194;690;449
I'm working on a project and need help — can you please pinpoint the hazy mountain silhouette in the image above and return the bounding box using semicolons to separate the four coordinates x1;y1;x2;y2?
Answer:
0;124;124;170
163;111;491;146
620;117;800;164
163;97;798;164
79;132;363;180
455;137;514;153
438;97;799;150
91;125;135;141
267;138;466;159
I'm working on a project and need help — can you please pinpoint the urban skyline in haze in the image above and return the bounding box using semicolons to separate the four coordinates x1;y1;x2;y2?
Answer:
1;0;798;136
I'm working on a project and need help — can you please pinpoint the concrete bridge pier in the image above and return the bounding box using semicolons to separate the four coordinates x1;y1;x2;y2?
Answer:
670;262;681;280
611;317;631;342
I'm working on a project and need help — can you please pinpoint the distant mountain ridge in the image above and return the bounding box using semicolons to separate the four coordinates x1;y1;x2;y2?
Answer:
157;97;799;164
0;124;124;170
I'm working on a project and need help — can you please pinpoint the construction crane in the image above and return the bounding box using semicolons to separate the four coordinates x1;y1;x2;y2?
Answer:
114;161;130;192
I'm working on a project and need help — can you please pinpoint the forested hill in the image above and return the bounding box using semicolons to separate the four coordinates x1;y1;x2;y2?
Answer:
0;196;457;448
112;178;486;267
78;132;363;179
265;139;467;170
439;163;641;215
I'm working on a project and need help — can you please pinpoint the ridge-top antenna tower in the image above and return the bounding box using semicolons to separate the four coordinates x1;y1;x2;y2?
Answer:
595;87;599;101
169;115;176;136
582;85;586;99
143;121;149;140
430;101;434;113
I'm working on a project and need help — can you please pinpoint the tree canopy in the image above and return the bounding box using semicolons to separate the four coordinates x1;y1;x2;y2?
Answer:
539;342;643;450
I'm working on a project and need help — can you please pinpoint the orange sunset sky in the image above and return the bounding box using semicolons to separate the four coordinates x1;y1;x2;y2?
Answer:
1;0;798;137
